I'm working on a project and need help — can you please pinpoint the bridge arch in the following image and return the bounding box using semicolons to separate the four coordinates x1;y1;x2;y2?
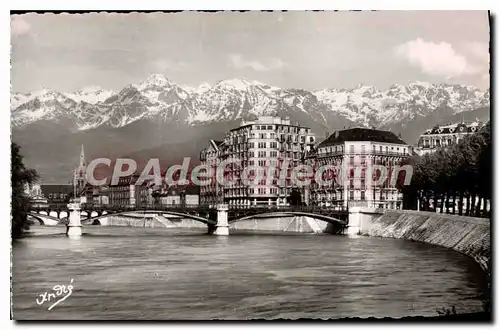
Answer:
28;214;46;225
230;211;347;226
81;210;217;226
28;212;62;226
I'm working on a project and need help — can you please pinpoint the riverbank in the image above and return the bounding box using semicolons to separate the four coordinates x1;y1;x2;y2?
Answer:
353;208;491;273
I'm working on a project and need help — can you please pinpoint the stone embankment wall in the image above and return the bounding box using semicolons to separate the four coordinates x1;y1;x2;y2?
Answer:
357;209;490;271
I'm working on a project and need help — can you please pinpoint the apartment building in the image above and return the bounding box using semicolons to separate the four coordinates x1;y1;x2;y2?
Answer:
199;116;316;207
104;175;153;207
305;127;411;209
199;140;224;206
415;121;485;155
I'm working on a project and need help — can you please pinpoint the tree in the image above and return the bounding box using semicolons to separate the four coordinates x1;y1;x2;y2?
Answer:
11;142;38;238
397;122;491;217
287;188;302;206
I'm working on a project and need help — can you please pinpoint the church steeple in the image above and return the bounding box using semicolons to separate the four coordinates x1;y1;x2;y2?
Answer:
74;144;87;198
79;144;86;168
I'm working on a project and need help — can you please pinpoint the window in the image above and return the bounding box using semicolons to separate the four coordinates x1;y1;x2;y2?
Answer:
349;190;354;200
258;160;266;166
258;142;266;148
361;191;365;200
361;145;366;153
258;151;266;157
270;142;277;148
349;145;354;153
270;151;278;157
350;156;354;165
267;125;273;130
260;133;266;139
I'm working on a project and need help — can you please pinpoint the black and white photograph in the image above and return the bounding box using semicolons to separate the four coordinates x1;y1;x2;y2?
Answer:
10;9;492;321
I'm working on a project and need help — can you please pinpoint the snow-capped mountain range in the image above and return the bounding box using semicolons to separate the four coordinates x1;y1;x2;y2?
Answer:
11;73;490;131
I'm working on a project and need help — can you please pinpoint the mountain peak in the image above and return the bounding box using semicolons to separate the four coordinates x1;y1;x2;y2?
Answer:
139;74;172;89
409;81;433;89
77;85;105;93
215;78;253;90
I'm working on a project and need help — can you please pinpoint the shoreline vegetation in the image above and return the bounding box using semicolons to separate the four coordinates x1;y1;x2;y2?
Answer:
398;122;491;218
11;142;38;239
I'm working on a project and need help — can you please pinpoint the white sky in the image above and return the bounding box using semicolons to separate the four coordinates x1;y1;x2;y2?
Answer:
11;11;490;93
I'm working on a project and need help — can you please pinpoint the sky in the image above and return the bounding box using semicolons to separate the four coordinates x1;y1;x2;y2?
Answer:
10;11;490;93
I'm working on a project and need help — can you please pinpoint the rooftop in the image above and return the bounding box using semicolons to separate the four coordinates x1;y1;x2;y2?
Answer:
421;121;484;136
230;116;310;131
319;127;407;147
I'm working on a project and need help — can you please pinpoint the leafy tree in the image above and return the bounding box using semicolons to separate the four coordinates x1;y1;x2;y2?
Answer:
11;142;38;238
397;122;491;217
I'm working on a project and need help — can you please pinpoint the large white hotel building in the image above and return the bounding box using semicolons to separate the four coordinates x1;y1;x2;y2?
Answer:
199;116;316;207
304;128;411;209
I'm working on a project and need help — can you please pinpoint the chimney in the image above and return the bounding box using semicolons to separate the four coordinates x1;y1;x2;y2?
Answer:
325;131;330;138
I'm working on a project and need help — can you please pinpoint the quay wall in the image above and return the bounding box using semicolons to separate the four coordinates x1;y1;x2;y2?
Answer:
352;208;491;271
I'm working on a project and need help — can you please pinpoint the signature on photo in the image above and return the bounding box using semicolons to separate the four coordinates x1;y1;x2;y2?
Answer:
35;278;74;311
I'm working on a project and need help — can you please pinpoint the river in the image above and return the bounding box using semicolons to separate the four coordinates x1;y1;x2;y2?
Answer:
11;225;487;320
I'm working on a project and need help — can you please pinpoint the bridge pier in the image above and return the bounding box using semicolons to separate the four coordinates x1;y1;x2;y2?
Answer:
213;204;229;236
347;207;384;235
66;203;82;237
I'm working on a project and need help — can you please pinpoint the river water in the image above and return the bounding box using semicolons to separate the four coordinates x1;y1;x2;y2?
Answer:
11;225;487;320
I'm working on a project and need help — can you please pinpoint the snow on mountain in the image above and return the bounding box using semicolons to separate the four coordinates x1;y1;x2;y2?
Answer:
66;86;114;104
11;75;490;131
313;82;488;127
11;89;79;127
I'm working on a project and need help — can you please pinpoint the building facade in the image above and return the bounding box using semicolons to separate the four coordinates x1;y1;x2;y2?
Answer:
106;175;153;207
305;128;411;209
415;121;484;155
40;184;74;206
153;184;200;207
200;116;316;207
199;140;224;206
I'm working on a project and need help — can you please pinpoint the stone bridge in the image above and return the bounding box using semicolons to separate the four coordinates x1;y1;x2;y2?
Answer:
30;204;349;236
